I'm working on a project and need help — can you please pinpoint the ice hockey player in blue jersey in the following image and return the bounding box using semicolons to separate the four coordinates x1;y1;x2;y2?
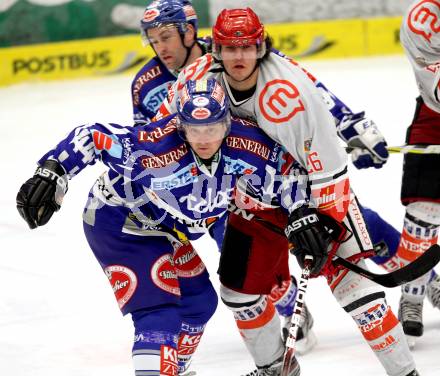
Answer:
132;0;210;124
16;78;310;376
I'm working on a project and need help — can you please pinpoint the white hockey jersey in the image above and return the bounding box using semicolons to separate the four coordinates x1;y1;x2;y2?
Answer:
157;52;350;222
400;0;440;113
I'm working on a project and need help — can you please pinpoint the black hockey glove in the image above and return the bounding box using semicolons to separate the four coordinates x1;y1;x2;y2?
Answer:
284;206;333;275
16;159;68;229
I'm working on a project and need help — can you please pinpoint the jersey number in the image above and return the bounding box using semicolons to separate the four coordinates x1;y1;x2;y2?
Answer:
307;152;323;173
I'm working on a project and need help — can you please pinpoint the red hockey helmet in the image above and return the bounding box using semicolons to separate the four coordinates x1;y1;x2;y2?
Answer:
212;8;266;60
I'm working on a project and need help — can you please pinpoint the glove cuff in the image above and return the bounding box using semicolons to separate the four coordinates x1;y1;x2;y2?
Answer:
35;159;68;195
284;206;319;239
337;111;366;143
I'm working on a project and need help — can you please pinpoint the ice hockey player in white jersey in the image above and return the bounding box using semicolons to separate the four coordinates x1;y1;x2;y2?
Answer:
157;8;420;376
136;0;421;363
396;0;440;348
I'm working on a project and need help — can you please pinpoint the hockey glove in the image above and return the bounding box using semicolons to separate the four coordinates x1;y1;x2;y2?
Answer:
338;112;389;169
284;206;333;275
16;159;68;229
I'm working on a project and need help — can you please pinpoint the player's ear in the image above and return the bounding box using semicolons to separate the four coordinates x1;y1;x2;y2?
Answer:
183;24;196;47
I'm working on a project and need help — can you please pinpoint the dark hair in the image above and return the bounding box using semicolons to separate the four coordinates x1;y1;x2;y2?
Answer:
261;34;273;61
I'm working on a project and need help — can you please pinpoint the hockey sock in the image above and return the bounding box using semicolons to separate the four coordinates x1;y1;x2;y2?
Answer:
396;204;440;306
177;272;218;373
348;297;416;376
269;276;297;317
221;285;284;367
131;305;181;376
397;213;439;267
177;322;206;373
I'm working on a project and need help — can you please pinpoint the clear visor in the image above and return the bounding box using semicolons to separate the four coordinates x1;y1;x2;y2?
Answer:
178;116;231;143
219;45;259;60
140;23;182;47
214;42;266;61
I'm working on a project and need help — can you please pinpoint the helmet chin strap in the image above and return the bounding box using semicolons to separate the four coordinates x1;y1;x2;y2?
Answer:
177;34;197;71
154;30;197;76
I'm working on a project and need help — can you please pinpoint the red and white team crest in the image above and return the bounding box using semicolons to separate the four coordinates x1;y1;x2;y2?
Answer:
173;244;206;278
151;254;181;296
183;5;196;20
408;0;440;42
143;8;160;23
192;96;210;107
191;107;211;120
258;79;305;123
104;265;138;309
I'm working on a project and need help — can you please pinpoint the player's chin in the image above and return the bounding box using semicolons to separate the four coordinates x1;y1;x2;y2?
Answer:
162;57;177;70
230;68;252;81
195;149;214;159
193;145;216;159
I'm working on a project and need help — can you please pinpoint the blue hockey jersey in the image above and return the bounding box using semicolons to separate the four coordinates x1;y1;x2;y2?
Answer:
131;56;176;124
38;115;302;245
131;39;211;124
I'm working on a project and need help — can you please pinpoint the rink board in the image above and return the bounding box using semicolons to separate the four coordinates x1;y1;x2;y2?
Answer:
0;16;403;87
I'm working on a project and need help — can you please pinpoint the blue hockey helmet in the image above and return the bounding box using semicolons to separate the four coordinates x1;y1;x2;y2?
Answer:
177;78;231;142
140;0;198;45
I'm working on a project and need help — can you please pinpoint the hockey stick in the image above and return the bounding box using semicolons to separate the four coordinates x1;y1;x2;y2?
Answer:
386;145;440;154
228;204;440;288
281;255;313;376
330;252;440;288
346;144;440;154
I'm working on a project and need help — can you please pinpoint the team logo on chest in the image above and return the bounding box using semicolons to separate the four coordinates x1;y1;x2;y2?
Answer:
259;79;305;123
408;1;440;42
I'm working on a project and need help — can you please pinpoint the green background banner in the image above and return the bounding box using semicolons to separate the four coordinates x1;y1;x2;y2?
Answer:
0;0;211;48
0;0;409;48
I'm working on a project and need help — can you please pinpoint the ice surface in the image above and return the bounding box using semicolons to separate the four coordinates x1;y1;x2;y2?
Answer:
0;55;439;375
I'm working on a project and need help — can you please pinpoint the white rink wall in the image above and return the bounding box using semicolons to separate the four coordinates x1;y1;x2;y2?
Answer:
209;0;414;23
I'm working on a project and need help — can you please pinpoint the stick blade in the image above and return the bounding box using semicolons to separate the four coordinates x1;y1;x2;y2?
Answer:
376;244;440;288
